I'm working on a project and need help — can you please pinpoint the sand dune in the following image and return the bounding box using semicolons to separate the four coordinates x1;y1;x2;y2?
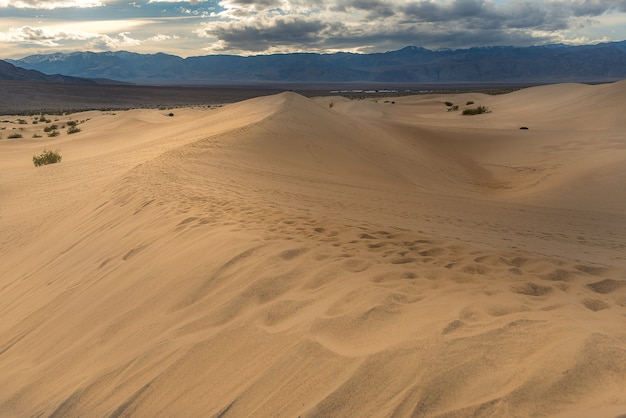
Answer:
1;82;625;417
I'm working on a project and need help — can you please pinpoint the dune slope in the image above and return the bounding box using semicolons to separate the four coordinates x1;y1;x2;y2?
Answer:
1;83;625;417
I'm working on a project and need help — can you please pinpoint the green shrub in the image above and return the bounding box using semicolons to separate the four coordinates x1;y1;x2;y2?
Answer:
462;105;490;115
33;149;62;166
67;126;81;134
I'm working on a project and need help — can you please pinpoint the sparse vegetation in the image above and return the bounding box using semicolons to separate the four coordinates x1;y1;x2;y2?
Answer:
33;149;62;166
47;130;60;137
67;125;81;134
8;133;23;139
444;101;454;107
43;125;58;133
462;106;490;115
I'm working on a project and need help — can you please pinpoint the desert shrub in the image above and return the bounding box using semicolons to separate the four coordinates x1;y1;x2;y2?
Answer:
67;125;81;134
47;130;60;137
17;119;27;125
8;133;23;139
33;149;62;166
43;125;58;133
168;112;174;117
462;106;489;115
33;133;42;138
520;126;529;130
444;101;454;107
466;101;474;105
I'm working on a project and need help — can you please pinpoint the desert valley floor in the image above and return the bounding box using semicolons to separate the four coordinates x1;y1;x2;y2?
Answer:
1;81;626;417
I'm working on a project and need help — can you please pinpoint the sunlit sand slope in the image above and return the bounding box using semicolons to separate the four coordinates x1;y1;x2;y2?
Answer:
1;82;625;417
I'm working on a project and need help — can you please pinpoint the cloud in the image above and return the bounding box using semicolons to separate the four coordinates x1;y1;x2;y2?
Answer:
148;0;210;3
0;24;142;50
89;31;141;49
0;0;103;8
147;33;180;42
197;14;328;52
192;0;626;54
0;25;91;45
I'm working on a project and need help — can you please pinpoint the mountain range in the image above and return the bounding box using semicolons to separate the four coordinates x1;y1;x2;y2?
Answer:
4;41;626;84
0;59;96;84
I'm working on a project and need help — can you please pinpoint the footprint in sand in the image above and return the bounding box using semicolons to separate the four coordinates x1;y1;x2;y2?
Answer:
586;279;626;294
541;268;573;282
278;247;309;261
441;319;464;335
341;258;371;273
581;298;610;312
511;282;553;297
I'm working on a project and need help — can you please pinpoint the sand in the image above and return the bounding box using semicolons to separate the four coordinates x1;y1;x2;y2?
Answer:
1;81;625;417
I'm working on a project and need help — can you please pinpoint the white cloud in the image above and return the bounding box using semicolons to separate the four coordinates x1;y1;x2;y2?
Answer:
0;0;103;9
0;24;143;50
148;33;180;41
0;25;93;45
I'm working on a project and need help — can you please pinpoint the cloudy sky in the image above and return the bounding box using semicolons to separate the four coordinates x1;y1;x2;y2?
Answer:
1;0;625;58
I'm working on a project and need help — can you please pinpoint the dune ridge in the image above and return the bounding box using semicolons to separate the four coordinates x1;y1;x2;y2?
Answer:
1;82;625;417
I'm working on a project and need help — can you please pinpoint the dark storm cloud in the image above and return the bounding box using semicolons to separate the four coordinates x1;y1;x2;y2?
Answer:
331;0;395;18
201;16;328;51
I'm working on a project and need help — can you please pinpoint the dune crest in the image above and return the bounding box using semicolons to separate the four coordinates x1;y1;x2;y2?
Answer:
1;82;625;417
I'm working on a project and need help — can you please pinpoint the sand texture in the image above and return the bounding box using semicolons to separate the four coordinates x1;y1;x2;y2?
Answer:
1;81;626;417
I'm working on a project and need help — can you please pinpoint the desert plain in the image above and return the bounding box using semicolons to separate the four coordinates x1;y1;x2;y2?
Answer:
1;81;626;417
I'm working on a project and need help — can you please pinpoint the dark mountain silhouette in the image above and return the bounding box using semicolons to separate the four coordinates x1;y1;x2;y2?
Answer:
6;42;626;84
0;59;97;83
